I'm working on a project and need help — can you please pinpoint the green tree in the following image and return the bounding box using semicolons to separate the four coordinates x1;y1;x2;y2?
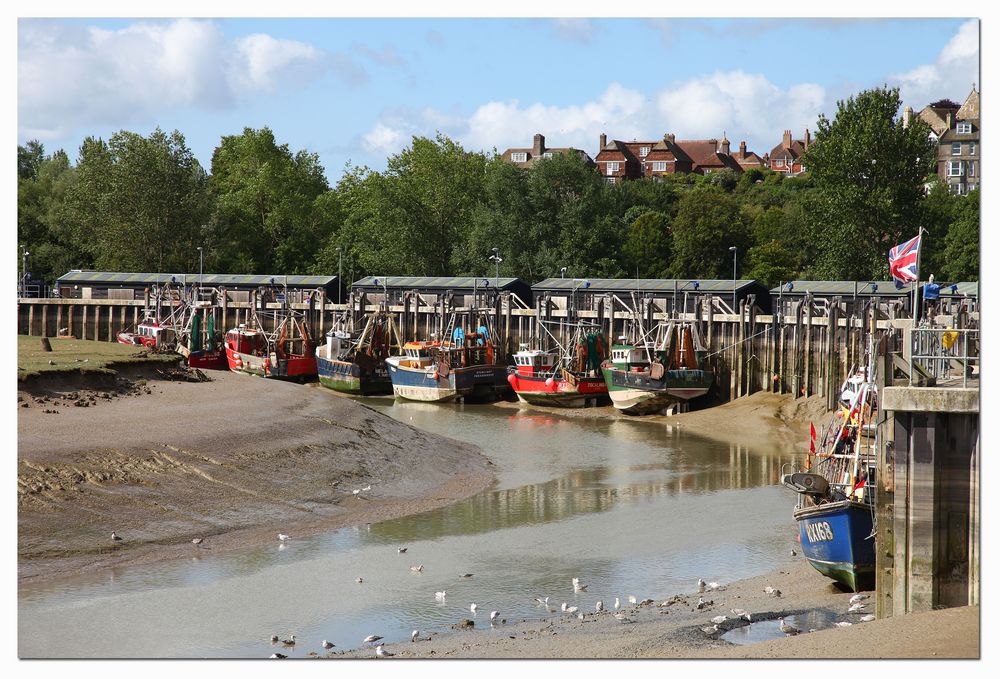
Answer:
940;189;979;281
623;210;672;278
208;127;330;274
669;186;750;278
803;85;935;279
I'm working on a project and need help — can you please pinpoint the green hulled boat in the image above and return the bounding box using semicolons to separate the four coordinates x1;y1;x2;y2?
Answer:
316;310;400;396
600;322;714;415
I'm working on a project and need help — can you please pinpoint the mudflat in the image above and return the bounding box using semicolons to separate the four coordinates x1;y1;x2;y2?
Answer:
17;370;494;583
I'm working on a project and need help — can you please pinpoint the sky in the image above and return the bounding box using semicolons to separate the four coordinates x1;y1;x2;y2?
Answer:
15;16;982;183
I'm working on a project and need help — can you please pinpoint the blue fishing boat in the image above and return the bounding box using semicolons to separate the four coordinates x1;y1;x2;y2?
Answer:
782;340;879;592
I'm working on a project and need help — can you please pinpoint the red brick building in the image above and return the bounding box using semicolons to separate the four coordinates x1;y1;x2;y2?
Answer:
733;140;766;171
593;132;758;182
767;129;811;175
500;133;593;168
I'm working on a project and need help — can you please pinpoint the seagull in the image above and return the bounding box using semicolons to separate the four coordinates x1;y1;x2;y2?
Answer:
577;612;585;620
356;577;364;584
375;644;393;658
352;489;361;496
779;618;801;635
613;611;633;623
834;621;854;627
763;586;777;595
111;531;123;543
411;630;420;642
572;577;588;592
696;597;707;610
490;610;500;623
270;653;287;659
859;614;875;623
270;635;279;643
278;533;289;542
281;635;296;647
848;602;867;613
362;484;371;492
711;615;728;624
595;600;604;613
731;608;749;618
363;635;383;645
701;624;720;635
850;593;870;604
435;590;447;600
534;597;549;606
706;581;722;591
628;595;638;605
791;549;797;556
470;603;478;614
614;597;620;611
697;578;707;593
191;538;204;546
459;573;473;579
398;547;407;554
321;640;334;649
410;565;424;572
564;605;578;615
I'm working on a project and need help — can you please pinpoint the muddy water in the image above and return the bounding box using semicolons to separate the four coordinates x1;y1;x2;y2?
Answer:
18;399;801;658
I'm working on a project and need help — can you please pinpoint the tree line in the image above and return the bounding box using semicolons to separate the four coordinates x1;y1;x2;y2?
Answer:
17;86;979;291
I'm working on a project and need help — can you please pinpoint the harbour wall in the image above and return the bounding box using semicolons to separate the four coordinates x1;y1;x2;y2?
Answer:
19;291;966;409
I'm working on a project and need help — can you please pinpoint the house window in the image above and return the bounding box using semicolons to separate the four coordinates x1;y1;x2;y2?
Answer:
969;142;977;155
604;176;617;185
947;160;963;177
511;152;527;162
639;146;650;157
951;142;962;155
542;152;553;159
957;122;972;134
774;158;785;167
653;161;667;172
968;183;978;192
968;161;975;177
606;161;620;175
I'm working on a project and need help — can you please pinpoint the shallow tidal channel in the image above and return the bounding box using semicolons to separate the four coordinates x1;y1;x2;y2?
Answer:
19;398;801;658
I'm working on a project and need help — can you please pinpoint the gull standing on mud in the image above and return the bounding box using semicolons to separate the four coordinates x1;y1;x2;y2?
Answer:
278;533;289;542
490;610;500;624
697;578;706;593
850;593;870;604
281;635;296;647
375;644;393;658
191;538;204;547
470;603;478;615
710;615;727;624
411;630;420;642
614;597;620;611
534;597;549;606
595;600;604;613
111;531;123;543
363;635;383;645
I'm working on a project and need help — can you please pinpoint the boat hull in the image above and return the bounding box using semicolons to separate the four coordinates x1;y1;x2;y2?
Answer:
185;349;228;370
508;372;609;407
601;367;713;414
225;348;317;381
388;358;510;403
793;499;876;592
317;356;392;395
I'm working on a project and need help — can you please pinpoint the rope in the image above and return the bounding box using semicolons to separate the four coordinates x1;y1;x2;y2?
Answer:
703;326;770;359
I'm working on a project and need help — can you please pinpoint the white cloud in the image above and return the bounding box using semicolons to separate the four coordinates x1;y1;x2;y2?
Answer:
360;72;824;161
17;19;357;141
891;20;979;107
362;122;405;154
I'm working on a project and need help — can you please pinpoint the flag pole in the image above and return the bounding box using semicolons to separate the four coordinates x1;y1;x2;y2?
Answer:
912;227;927;327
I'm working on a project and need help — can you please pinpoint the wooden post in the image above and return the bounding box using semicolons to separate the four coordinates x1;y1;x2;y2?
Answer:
27;304;35;336
56;304;63;337
318;290;326;336
67;305;75;339
804;295;813;397
826;299;838;410
876;332;896;619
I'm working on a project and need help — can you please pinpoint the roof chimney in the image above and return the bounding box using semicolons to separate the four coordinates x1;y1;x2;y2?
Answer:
946;111;953;129
903;106;912;129
532;133;545;157
782;130;792;149
665;133;675;144
804;128;811;151
739;141;747;159
599;133;607;150
719;134;730;155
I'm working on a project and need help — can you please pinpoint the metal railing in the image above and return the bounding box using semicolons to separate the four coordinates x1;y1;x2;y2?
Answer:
910;327;979;387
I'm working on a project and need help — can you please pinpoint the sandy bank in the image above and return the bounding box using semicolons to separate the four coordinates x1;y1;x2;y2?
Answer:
495;390;831;450
331;557;978;660
17;371;494;584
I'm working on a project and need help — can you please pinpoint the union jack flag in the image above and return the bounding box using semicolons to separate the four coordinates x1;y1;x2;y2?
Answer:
888;235;921;289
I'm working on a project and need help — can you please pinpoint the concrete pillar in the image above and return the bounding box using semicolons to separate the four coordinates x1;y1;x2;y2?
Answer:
82;305;88;341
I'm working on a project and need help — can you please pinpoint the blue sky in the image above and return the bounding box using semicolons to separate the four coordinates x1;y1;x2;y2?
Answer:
17;17;980;183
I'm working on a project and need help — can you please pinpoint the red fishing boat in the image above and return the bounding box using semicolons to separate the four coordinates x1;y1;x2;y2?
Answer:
507;328;610;408
117;317;177;350
176;301;228;370
224;312;317;381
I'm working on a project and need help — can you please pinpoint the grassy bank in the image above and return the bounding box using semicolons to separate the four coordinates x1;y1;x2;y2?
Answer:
17;335;178;380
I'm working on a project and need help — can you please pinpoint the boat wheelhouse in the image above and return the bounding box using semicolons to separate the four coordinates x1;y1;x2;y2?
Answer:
117;319;177;350
317;310;400;396
224;314;317;381
177;301;227;370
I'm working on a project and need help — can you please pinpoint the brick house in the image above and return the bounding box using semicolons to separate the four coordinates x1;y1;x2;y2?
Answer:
733;140;766;170
593;134;642;183
500;133;594;168
674;135;745;174
911;88;980;195
767;129;811;175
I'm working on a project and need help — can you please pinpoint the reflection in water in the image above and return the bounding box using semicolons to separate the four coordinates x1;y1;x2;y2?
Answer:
721;609;841;645
20;400;803;658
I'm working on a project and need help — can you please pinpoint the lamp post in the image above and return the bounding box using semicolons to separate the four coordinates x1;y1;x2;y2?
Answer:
728;246;738;313
21;248;29;297
560;267;567;279
197;246;203;297
489;248;503;291
337;247;343;302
